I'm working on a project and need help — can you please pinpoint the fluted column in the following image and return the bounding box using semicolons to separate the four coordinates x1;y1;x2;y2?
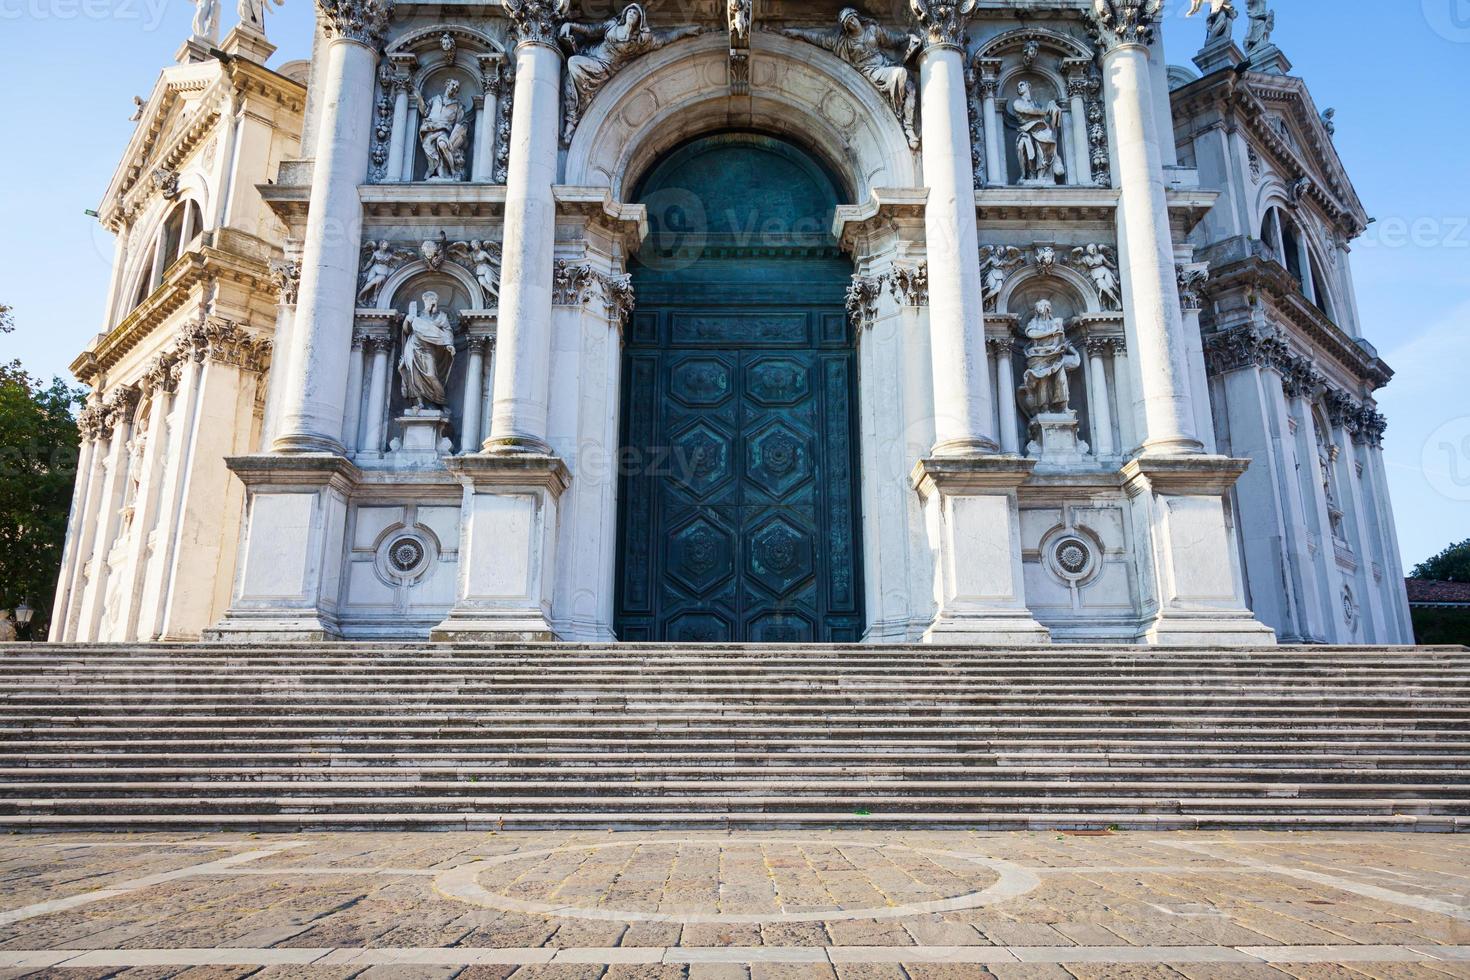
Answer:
1091;2;1201;456
271;1;392;454
912;0;994;457
486;0;564;455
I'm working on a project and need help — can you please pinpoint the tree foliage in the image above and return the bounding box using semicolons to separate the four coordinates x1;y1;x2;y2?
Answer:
1412;538;1470;584
0;309;85;639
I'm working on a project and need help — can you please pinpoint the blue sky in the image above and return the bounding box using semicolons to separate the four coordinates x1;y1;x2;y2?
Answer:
1;0;1467;570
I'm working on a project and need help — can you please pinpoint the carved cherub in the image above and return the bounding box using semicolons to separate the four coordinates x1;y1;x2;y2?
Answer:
978;245;1024;310
420;231;450;271
449;239;502;304
1069;243;1121;311
358;240;400;306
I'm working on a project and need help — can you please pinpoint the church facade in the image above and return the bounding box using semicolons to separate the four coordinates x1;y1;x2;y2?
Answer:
51;0;1412;647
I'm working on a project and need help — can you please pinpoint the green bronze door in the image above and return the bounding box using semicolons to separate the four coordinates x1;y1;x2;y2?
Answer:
615;134;864;643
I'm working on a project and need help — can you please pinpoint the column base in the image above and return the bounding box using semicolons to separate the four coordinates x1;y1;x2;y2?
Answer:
204;614;343;644
1122;455;1278;648
911;455;1051;647
432;453;570;643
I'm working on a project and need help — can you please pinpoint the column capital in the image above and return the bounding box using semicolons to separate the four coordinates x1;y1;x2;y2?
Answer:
504;0;570;49
317;0;394;48
1086;0;1163;53
908;0;977;51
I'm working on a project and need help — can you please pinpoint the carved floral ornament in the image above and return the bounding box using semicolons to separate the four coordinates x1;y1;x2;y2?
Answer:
1086;0;1164;51
908;0;977;49
552;260;636;330
318;0;395;47
503;0;570;47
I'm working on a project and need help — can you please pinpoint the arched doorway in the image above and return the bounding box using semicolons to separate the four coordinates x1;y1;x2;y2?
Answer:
614;133;865;643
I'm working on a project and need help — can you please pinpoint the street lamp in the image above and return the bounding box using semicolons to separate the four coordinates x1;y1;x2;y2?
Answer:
14;599;33;627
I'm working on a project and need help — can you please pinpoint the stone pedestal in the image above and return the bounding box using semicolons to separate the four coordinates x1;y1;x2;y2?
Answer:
387;410;452;465
219;25;276;64
1028;411;1089;469
1121;456;1277;646
431;454;570;641
1192;39;1244;76
911;456;1051;645
175;37;216;65
206;455;360;642
1245;44;1292;76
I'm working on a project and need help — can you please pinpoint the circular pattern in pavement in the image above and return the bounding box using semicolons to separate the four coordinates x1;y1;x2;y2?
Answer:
433;838;1040;924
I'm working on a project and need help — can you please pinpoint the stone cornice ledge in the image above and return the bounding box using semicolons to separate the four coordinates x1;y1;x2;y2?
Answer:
554;187;649;251
910;455;1037;498
224;453;362;495
1120;455;1250;498
446;453;571;496
834;189;929;251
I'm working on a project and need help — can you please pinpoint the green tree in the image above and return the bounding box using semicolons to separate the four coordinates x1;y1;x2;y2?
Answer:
0;306;85;640
1411;539;1470;584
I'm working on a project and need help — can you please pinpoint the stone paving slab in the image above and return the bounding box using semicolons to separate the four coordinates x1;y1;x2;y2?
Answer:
0;832;1464;976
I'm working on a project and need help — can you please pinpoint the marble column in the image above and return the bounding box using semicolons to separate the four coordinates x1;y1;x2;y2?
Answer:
991;339;1020;455
52;403;105;642
76;391;138;641
471;55;503;183
486;2;563;455
138;352;203;642
271;2;390;454
460;335;489;452
1086;338;1115;457
360;335;392;455
385;60;413;182
1064;63;1095;186
912;2;995;457
340;332;366;452
1094;7;1201;456
977;64;1004;187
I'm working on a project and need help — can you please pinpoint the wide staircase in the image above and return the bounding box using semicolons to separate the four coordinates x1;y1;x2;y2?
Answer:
0;643;1467;832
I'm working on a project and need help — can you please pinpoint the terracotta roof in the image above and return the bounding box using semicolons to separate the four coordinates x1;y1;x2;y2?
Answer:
1406;579;1470;604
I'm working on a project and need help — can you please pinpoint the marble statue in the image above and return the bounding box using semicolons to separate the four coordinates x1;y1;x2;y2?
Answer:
399;292;456;410
978;245;1024;309
237;0;282;34
1011;81;1066;185
1070;244;1122;311
452;240;502;304
130;96;146;122
1018;299;1080;418
416;80;470;182
193;0;221;41
559;5;702;145
358;241;399;306
1245;0;1274;53
1188;0;1237;43
781;9;922;150
727;0;750;45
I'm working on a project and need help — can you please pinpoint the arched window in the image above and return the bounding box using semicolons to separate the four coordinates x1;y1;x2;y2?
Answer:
125;199;204;316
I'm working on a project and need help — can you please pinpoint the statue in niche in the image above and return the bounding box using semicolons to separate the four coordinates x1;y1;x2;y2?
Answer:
1010;81;1066;185
399;291;456;410
780;9;922;150
416;79;470;182
560;5;702;145
1245;0;1274;52
237;0;282;34
192;0;220;41
1070;244;1122;311
1187;0;1237;43
1018;299;1081;418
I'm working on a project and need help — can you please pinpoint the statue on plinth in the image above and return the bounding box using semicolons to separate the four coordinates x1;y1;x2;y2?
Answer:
416;79;470;182
237;0;282;34
1018;299;1080;418
193;0;221;41
399;291;456;410
1011;81;1066;185
1188;0;1238;43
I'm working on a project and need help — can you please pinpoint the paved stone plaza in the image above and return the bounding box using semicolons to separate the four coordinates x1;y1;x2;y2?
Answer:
0;832;1466;977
